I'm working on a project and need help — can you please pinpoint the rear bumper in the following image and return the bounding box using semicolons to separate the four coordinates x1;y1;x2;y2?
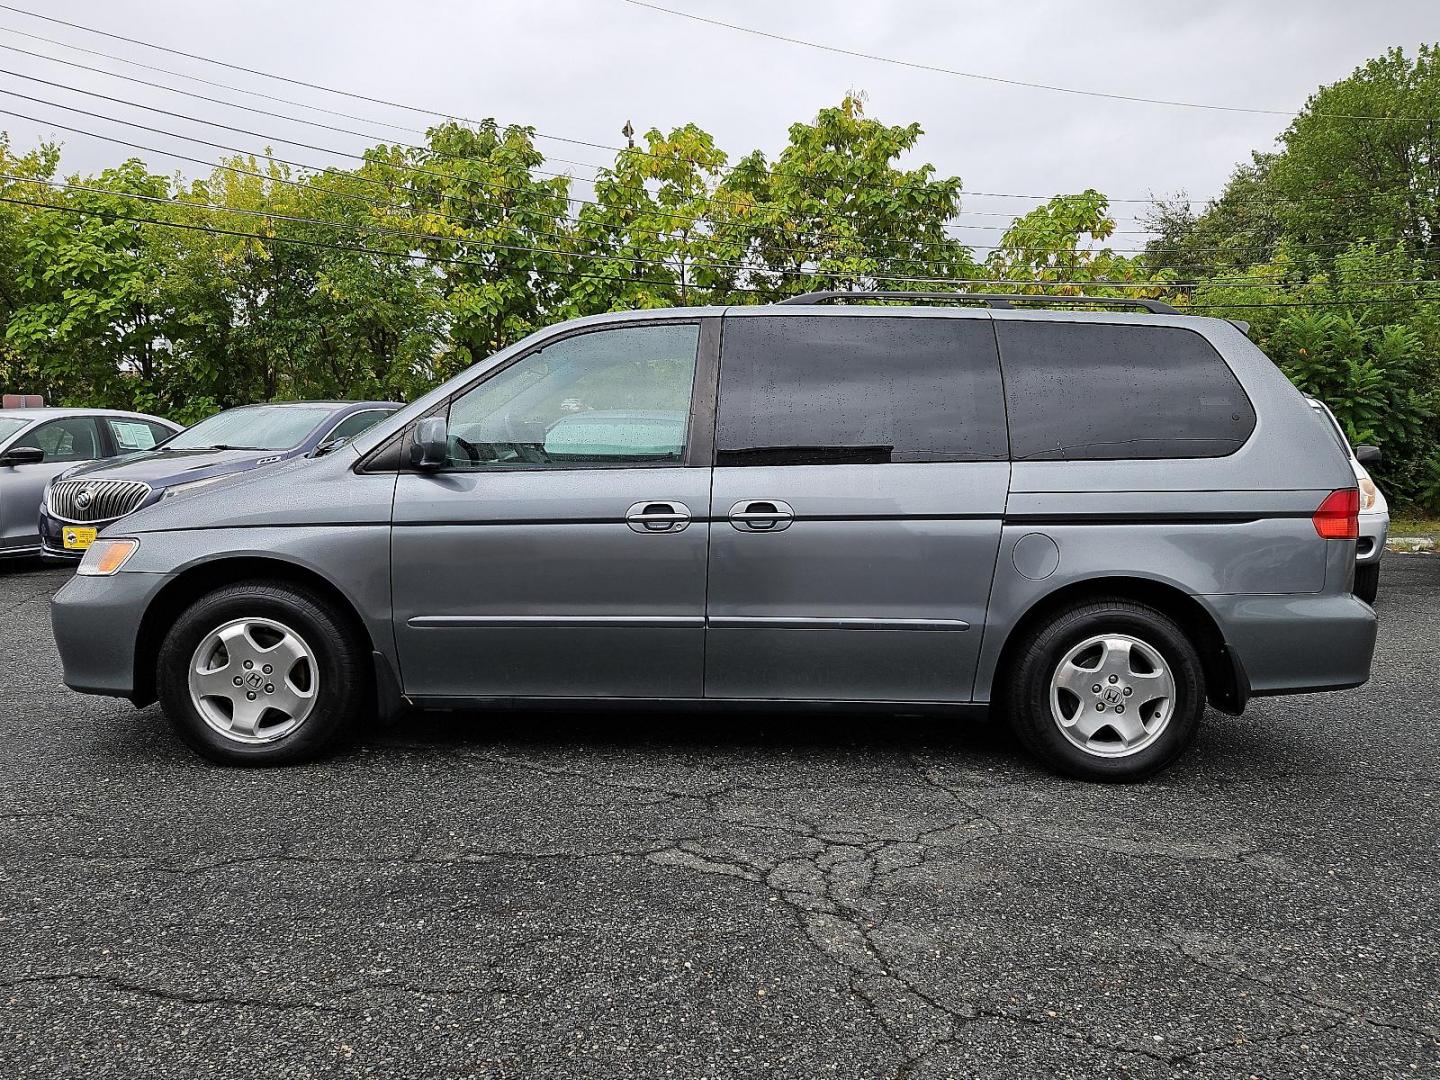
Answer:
50;571;167;698
1357;512;1388;565
1201;591;1378;697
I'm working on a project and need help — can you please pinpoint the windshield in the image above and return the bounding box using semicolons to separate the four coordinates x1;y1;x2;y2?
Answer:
166;405;335;451
0;418;31;445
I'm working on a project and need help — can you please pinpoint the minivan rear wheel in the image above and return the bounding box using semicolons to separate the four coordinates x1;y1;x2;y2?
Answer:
156;581;366;765
1004;599;1205;782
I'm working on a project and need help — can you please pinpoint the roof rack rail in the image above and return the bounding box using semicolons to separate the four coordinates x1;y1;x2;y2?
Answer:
775;289;1180;315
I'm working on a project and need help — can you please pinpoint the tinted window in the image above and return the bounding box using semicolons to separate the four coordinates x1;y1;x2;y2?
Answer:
29;417;101;462
323;410;394;446
444;323;699;469
998;321;1256;461
716;316;1007;466
146;421;176;447
0;418;29;444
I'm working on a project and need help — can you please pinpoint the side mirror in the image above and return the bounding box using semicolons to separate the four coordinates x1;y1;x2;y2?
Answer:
0;445;45;467
408;417;449;470
1354;444;1381;467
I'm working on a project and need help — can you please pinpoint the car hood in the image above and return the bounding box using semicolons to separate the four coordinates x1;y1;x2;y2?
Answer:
58;447;296;487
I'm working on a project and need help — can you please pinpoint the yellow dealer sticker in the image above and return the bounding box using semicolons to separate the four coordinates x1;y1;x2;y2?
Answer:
62;526;98;551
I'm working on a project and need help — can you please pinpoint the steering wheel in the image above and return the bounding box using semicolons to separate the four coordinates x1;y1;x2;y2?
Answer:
495;412;551;465
451;435;482;466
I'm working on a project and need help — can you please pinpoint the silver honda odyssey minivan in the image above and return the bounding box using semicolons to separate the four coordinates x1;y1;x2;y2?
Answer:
50;293;1378;781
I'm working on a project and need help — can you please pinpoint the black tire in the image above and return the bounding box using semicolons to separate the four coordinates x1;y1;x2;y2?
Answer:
1003;598;1205;782
156;580;368;765
1354;562;1380;605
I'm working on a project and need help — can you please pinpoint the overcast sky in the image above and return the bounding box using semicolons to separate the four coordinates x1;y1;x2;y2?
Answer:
1;1;1435;254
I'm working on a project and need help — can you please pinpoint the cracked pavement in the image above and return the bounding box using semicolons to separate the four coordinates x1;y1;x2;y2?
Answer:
1;557;1437;1079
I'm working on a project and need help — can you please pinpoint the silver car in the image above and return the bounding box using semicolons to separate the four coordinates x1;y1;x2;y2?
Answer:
49;293;1378;781
1306;396;1388;604
0;408;181;560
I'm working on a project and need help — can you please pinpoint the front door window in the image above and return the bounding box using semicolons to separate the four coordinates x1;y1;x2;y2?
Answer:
443;323;700;470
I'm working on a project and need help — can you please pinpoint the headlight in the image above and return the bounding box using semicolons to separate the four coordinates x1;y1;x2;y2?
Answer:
160;475;231;500
78;538;139;577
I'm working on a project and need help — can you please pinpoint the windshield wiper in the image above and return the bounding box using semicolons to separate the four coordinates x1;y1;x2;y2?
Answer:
169;444;267;451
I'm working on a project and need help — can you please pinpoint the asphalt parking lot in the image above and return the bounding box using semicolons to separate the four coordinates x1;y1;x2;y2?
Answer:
1;558;1437;1079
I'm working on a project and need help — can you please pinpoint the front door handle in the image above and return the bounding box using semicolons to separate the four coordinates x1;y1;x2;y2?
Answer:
625;500;692;534
728;499;795;532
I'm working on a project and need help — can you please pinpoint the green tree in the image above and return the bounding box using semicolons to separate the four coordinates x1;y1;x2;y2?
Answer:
1193;241;1440;506
569;123;746;313
1142;154;1283;278
720;95;977;301
0;134;60;396
1270;45;1440;275
4;158;178;409
1149;46;1440;279
988;190;1177;298
392;121;574;374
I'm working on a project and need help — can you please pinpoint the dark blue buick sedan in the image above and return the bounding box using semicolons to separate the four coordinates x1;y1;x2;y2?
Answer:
40;400;400;560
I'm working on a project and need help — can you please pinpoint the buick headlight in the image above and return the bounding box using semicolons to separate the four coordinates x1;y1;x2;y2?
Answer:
78;538;140;577
160;475;231;500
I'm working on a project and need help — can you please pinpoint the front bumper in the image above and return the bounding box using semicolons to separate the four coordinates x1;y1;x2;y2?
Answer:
38;505;120;561
1200;591;1378;697
50;570;169;698
1357;511;1388;565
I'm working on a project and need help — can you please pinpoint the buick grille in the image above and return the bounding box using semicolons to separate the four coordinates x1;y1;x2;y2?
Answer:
47;479;152;523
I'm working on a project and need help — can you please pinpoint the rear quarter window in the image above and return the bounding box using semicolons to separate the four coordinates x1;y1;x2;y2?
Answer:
997;321;1256;461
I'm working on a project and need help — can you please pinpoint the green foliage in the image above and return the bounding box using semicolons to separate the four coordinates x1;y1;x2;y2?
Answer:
1271;45;1440;275
1150;46;1440;280
1143;154;1283;278
1194;241;1440;506
5;159;176;408
988;190;1177;298
718;94;978;301
569;123;745;312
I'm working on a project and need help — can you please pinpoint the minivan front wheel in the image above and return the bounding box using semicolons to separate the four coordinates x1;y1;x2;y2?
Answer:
157;581;366;764
1005;599;1205;782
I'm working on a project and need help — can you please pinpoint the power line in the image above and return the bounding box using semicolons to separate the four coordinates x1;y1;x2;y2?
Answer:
0;4;1192;209
0;75;1008;262
0;39;1155;230
0;91;999;276
0;66;1165;243
620;0;1440;124
1186;295;1440;310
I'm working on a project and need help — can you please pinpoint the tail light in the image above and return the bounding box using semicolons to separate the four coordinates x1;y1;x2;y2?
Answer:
1312;488;1360;540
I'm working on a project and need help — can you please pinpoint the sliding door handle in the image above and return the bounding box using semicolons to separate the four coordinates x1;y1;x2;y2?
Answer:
728;499;795;532
625;500;692;534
